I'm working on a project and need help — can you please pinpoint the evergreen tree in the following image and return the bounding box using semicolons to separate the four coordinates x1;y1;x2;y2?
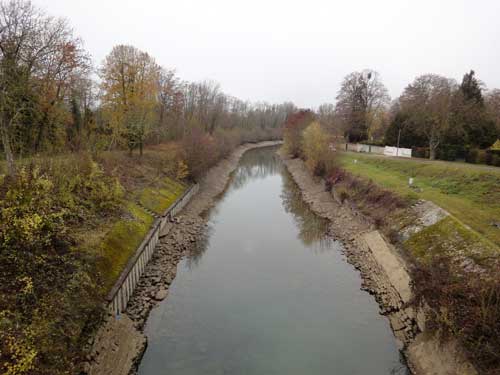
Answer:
460;70;483;105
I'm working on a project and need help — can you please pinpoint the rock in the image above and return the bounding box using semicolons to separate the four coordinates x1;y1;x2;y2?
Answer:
81;361;92;374
154;288;168;301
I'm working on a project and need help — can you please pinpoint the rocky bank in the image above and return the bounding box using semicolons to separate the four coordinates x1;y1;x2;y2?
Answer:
280;152;477;375
86;141;282;375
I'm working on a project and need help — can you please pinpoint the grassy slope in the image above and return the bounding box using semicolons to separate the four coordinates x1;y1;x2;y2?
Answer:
138;177;186;215
94;176;186;289
339;152;500;249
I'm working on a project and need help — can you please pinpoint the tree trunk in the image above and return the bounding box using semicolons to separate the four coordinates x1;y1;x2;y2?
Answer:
1;120;16;175
429;140;439;160
429;147;436;160
429;131;440;160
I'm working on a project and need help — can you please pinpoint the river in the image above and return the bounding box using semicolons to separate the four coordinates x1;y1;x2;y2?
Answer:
138;146;408;375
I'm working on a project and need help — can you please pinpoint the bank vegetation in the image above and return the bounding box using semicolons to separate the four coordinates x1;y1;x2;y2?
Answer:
283;111;500;374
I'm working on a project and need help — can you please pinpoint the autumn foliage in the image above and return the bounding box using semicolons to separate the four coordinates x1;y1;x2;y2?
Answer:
283;110;315;157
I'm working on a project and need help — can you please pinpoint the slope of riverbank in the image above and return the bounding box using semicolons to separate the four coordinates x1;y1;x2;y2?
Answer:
86;141;282;375
339;151;500;247
279;152;477;375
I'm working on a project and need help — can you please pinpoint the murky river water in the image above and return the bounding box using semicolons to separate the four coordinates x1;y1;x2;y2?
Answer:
139;146;408;375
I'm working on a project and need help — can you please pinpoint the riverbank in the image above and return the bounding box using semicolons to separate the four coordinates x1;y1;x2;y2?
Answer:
86;141;282;375
279;152;477;375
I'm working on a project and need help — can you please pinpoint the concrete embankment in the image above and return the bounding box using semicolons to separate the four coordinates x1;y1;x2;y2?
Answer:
86;141;282;375
280;153;477;375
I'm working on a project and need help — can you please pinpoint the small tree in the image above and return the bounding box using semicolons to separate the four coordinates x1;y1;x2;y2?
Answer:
301;121;331;175
99;45;160;154
283;110;315;157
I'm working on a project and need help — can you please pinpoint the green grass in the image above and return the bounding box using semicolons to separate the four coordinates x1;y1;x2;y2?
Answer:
138;177;186;214
404;216;498;266
98;177;186;288
339;152;500;247
98;201;154;288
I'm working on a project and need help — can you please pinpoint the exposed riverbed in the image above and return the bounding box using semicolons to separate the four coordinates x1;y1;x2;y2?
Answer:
138;147;408;375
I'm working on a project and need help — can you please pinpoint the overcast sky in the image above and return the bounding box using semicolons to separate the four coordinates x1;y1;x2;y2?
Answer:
36;0;500;108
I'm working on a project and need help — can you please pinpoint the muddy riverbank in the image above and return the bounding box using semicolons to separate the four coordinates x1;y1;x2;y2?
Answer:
279;152;477;375
86;141;282;375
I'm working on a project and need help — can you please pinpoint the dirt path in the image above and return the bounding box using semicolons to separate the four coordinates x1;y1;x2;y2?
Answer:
86;141;282;375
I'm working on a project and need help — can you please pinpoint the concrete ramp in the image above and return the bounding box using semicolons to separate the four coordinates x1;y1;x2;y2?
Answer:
361;230;412;303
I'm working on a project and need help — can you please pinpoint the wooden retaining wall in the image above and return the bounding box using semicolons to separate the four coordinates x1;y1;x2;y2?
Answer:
106;183;199;315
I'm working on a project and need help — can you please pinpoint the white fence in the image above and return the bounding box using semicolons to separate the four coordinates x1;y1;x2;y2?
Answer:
383;146;412;158
106;183;199;315
341;143;412;158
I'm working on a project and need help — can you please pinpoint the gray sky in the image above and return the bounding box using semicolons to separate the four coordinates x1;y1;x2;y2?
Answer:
36;0;500;108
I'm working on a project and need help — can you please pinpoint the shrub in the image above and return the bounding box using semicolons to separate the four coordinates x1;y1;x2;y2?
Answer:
437;145;465;161
301;122;332;176
412;257;500;373
491;153;500;167
412;146;429;159
326;168;410;228
214;128;241;159
0;166;104;374
283;110;315;157
181;128;218;180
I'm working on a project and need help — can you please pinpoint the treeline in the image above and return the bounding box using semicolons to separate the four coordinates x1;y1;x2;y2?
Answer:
316;69;500;163
0;0;295;176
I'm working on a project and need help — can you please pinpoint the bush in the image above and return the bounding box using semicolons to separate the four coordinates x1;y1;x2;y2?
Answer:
412;257;500;374
0;165;105;374
283;110;315;157
326;168;410;228
181;128;218;180
214;129;241;159
412;146;429;159
437;145;466;161
491;153;500;167
301;122;333;176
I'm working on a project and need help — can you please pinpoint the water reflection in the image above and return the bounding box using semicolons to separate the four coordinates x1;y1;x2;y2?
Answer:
189;146;332;266
139;146;408;375
233;147;332;250
280;171;333;251
230;146;283;190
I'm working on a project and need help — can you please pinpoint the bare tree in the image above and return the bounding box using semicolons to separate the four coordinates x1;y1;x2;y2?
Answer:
317;103;337;134
335;69;390;142
399;74;456;159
